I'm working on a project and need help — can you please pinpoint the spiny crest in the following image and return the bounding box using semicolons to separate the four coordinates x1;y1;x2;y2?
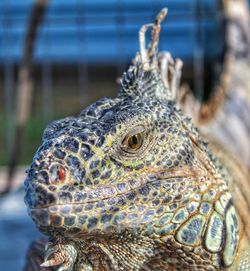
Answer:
119;8;169;100
119;64;168;100
119;8;183;102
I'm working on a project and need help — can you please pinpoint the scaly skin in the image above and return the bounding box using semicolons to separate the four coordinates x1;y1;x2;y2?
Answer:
23;9;250;271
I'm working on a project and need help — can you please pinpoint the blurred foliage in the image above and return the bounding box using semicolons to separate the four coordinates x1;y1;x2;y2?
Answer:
0;114;45;165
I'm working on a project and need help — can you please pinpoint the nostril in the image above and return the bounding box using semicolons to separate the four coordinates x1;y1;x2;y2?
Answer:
58;166;66;181
50;164;67;183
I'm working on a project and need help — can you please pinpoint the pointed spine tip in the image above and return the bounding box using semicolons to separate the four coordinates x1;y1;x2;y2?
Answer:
40;261;51;267
40;257;64;267
156;8;168;24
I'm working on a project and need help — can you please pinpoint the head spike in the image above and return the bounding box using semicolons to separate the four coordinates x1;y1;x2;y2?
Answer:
40;257;64;267
139;8;168;70
158;52;183;101
148;8;168;60
139;23;154;70
120;8;176;101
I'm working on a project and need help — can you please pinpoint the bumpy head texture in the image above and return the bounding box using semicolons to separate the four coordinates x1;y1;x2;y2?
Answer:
24;9;240;270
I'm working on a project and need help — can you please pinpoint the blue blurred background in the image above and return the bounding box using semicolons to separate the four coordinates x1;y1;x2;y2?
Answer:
0;1;247;270
0;0;221;63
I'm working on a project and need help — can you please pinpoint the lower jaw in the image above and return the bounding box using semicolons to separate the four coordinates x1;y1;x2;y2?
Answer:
29;199;157;241
29;204;132;237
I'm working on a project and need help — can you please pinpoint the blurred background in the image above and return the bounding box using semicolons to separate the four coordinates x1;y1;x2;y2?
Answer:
0;0;248;270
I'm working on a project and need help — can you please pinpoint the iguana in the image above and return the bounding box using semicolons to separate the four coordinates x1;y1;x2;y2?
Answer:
23;8;250;271
178;0;250;169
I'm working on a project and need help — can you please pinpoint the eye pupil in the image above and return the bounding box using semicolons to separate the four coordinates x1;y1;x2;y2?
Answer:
132;135;138;145
128;134;142;149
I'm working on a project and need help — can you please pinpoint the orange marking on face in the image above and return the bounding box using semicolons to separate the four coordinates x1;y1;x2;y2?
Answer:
58;166;66;181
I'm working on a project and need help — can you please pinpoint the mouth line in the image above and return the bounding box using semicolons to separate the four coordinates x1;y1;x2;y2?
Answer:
28;166;198;211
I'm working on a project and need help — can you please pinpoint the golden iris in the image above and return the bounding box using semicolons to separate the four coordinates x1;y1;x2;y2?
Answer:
127;133;143;150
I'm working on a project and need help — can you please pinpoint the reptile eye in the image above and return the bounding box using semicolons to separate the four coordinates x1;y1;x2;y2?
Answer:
121;125;146;154
127;134;143;150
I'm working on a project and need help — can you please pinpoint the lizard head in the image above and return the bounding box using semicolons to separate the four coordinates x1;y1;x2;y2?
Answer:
24;64;195;236
24;10;239;267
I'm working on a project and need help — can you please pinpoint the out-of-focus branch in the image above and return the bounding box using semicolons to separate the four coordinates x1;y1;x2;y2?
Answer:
2;0;49;196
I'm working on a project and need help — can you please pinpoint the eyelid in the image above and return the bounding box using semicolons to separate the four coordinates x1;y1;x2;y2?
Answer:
126;125;145;138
